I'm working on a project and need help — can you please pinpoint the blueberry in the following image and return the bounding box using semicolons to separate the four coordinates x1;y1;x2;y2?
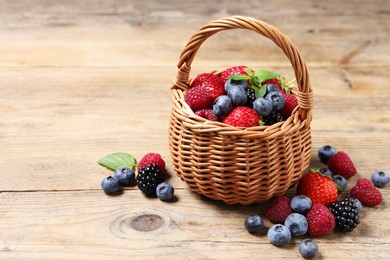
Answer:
253;98;273;117
114;167;135;186
332;175;347;192
318;145;337;164
101;176;121;194
227;86;247;106
298;239;318;258
266;84;279;94
290;195;312;214
265;91;285;111
156;182;174;201
284;213;308;236
319;167;333;177
267;224;291;246
244;215;264;234
350;198;363;213
224;78;248;92
213;95;233;117
371;170;389;188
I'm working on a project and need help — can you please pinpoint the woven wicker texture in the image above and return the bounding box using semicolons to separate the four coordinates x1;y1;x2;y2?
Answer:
169;16;313;205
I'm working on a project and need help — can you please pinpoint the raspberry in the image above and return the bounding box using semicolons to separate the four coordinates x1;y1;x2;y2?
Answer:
265;196;293;224
350;178;383;207
184;86;213;112
136;164;165;197
137;153;166;172
327;151;357;179
306;204;335;236
195;109;218;121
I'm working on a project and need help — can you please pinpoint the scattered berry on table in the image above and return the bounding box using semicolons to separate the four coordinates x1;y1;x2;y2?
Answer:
222;106;261;128
253;98;273;117
265;91;285;111
213;95;233;118
244;215;264;234
319;167;333;177
195;109;218;121
114;167;135;186
330;198;360;232
245;88;256;108
262;111;284;126
191;73;225;101
279;93;298;119
350;178;383;207
298;239;319;259
296;170;338;207
265;196;293;224
184;86;213;111
227;85;247;106
290;195;312;214
137;164;165;197
371;170;389;188
327;151;357;179
267;224;292;246
101;176;121;194
137;153;166;172
284;213;308;236
220;65;250;83
224;78;249;92
318;145;337;165
332;175;347;192
156;182;175;201
306;203;335;236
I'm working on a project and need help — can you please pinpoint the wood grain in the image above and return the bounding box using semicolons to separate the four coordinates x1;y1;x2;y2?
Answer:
0;0;389;259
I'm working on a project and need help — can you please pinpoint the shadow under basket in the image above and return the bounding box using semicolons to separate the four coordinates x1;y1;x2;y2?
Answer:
168;16;313;205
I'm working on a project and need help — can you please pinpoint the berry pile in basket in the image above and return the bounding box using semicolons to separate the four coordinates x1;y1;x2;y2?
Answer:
184;66;298;127
98;152;175;202
244;145;388;258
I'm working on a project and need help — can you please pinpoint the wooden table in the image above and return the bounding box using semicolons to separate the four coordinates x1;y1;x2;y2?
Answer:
1;0;389;259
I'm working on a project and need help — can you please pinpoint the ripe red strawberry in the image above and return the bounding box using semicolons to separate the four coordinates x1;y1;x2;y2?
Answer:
280;94;298;119
306;203;335;236
350;178;383;207
327;151;357;179
297;171;338;207
220;66;250;83
191;73;225;101
137;153;166;172
265;196;292;224
184;86;213;111
222;106;261;128
195;109;218;121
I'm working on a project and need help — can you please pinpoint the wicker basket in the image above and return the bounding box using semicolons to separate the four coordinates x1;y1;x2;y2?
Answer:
168;16;313;205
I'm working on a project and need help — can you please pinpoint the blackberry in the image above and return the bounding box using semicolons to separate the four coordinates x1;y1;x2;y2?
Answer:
136;164;165;197
245;88;256;108
262;111;284;125
330;198;360;232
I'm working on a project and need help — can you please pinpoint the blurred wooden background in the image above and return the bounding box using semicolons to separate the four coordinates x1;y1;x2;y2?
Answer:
0;0;389;259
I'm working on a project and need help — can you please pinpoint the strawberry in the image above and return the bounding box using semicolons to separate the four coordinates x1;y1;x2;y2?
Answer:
296;170;338;207
191;73;225;101
265;196;292;224
327;151;357;179
184;86;213;111
280;94;298;119
137;153;166;172
222;106;261;128
350;178;383;207
220;66;250;83
306;203;335;236
195;109;218;121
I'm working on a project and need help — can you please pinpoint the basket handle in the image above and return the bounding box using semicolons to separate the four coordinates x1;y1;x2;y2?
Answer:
173;16;312;119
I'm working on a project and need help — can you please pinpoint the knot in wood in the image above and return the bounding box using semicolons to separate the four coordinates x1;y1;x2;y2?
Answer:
130;214;164;232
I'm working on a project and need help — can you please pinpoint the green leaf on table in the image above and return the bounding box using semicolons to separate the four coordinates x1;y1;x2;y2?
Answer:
98;152;137;171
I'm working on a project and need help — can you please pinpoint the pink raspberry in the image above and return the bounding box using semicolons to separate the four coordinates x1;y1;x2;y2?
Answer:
137;153;166;172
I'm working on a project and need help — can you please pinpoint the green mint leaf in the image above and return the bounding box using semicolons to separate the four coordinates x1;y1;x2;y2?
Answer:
254;85;267;98
335;182;344;192
98;152;137;171
244;67;254;77
259;120;265;126
229;74;250;81
255;70;280;83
